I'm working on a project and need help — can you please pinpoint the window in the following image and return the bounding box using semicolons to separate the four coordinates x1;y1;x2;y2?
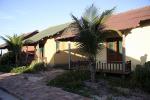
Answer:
108;42;115;51
107;42;115;55
119;41;122;54
39;43;44;58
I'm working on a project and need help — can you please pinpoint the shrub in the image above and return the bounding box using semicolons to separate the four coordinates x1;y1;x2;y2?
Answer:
144;61;150;68
10;66;28;73
0;52;15;65
133;62;150;92
48;70;90;92
0;65;14;72
23;60;47;73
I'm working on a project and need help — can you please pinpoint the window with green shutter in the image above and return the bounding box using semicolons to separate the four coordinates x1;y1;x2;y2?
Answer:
119;41;122;54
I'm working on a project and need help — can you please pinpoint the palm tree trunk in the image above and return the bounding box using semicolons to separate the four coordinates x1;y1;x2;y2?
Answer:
91;64;96;82
15;54;18;66
90;57;96;82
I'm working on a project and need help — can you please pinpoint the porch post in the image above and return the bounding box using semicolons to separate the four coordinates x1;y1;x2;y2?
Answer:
37;43;40;62
34;45;36;59
0;49;2;56
122;34;126;72
25;46;28;63
68;41;71;69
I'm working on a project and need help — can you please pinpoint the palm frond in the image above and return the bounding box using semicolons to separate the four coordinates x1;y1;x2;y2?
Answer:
98;7;115;24
83;4;98;23
72;4;115;60
71;14;83;30
0;34;23;52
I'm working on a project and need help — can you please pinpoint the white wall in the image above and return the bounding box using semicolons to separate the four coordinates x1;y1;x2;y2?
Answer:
125;25;150;69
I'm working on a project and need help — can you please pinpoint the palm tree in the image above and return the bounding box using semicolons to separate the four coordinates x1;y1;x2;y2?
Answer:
71;5;115;82
1;34;23;65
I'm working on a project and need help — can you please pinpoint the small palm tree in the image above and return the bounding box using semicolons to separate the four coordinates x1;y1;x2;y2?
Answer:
71;5;115;82
1;34;23;65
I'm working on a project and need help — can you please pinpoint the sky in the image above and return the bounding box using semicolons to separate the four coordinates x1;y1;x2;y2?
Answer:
0;0;150;43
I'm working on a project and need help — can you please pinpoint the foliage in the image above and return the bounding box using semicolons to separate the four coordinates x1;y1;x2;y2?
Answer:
48;70;90;95
104;75;136;89
1;34;23;65
133;62;150;92
0;65;14;72
0;60;47;73
95;61;150;93
10;66;28;73
0;52;15;65
0;52;28;66
71;5;115;59
23;60;47;73
71;4;115;82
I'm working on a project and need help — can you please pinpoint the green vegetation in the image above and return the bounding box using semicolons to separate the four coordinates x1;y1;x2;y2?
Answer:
24;60;47;73
0;60;47;73
10;66;28;73
1;34;23;65
133;61;150;92
0;65;15;72
0;52;15;65
97;61;150;93
48;61;150;97
48;70;91;96
71;4;115;82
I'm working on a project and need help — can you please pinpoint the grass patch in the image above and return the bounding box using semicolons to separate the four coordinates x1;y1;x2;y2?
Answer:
10;66;28;73
23;61;47;73
47;70;91;96
0;61;48;74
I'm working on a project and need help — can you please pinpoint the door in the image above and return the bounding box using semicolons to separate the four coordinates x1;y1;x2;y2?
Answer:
107;40;122;62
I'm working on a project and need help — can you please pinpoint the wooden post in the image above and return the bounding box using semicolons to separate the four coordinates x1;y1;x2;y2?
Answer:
68;41;71;69
0;49;2;56
25;46;28;63
122;34;126;72
34;45;36;59
37;43;40;62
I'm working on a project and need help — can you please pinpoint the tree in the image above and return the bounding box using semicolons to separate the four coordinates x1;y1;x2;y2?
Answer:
71;5;115;82
1;34;23;65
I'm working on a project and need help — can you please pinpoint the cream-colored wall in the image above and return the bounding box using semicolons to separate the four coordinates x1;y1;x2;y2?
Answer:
35;44;40;61
44;38;56;65
54;41;87;65
54;41;106;64
125;25;150;69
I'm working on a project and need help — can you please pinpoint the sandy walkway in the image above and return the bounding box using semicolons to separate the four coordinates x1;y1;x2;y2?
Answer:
0;69;90;100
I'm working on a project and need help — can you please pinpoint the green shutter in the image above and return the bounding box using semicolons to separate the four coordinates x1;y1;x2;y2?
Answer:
119;41;122;54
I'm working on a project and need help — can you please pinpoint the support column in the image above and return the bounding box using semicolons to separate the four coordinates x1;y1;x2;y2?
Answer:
25;46;28;63
34;45;36;59
122;34;126;72
68;41;71;69
37;43;40;62
0;49;2;56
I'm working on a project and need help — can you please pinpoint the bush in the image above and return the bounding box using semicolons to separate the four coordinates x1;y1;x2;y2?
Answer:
0;65;14;72
48;70;90;92
0;60;47;73
23;60;47;73
133;62;150;92
10;66;28;73
0;52;15;65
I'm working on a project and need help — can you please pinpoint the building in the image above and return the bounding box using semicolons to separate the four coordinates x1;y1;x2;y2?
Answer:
1;6;150;73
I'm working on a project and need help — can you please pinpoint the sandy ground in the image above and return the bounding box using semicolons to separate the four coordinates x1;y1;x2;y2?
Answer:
0;69;90;100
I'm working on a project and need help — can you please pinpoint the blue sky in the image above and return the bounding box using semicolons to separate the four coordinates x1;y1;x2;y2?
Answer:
0;0;150;43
